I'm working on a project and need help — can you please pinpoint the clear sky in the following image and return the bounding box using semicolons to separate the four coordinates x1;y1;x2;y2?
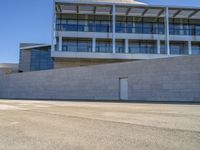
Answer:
0;0;200;63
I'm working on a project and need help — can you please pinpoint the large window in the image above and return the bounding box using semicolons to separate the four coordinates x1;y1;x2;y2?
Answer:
62;38;92;52
116;16;164;34
160;41;167;54
170;42;188;55
116;40;125;53
129;40;157;54
56;14;111;33
93;15;111;32
96;39;112;53
169;19;200;36
30;47;54;71
56;14;200;36
192;43;200;55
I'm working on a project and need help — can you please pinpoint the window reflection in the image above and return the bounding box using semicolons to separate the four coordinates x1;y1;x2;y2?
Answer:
192;43;200;55
129;40;157;54
62;39;92;52
170;42;188;55
56;14;200;36
96;39;112;53
30;48;54;71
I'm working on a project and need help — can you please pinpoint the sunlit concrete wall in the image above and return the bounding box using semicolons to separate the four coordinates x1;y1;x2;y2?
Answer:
0;56;199;102
54;59;129;68
0;64;18;75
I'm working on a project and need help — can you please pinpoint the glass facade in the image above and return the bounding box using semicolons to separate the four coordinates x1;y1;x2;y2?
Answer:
55;37;200;55
170;42;188;55
56;14;111;33
160;41;189;55
56;14;200;36
96;39;112;53
116;16;164;34
62;38;92;52
192;43;200;55
169;18;200;36
160;42;167;54
116;40;125;53
55;13;200;55
129;40;157;54
30;47;54;71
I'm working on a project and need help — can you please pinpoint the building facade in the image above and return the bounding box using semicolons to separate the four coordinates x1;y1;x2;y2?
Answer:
19;44;54;72
20;0;200;71
52;0;200;67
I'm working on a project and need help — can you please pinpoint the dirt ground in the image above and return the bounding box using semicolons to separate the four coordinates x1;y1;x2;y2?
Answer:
0;100;199;150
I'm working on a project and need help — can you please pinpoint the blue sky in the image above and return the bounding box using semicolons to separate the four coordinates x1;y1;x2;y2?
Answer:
0;0;200;63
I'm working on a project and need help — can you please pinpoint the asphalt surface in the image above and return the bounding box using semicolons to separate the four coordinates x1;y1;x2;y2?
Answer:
0;100;199;150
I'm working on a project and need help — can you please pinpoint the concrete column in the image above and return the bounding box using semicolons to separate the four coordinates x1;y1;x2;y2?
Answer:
112;4;116;53
51;1;56;52
92;38;96;53
157;40;161;54
52;37;56;51
59;36;62;51
188;41;192;55
125;39;129;53
165;7;170;55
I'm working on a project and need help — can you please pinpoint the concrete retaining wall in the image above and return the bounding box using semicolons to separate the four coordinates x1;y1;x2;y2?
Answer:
0;56;200;102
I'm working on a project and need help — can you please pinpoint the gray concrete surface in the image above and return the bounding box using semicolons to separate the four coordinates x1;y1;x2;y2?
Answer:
0;55;200;102
0;100;200;150
0;63;18;75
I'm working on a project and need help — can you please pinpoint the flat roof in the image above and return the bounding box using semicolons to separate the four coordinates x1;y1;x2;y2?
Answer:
55;1;200;19
55;0;146;5
55;0;200;9
20;43;51;50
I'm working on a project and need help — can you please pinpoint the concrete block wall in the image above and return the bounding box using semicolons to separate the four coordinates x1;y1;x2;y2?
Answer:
0;55;200;102
54;59;128;69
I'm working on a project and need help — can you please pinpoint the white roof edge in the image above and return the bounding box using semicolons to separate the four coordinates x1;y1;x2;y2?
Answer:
55;0;200;9
55;0;147;6
20;44;51;50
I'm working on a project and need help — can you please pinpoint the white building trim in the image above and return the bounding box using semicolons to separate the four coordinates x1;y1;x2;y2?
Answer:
188;41;192;55
157;40;160;54
92;38;96;52
125;39;129;53
165;7;170;55
112;4;116;53
59;36;62;51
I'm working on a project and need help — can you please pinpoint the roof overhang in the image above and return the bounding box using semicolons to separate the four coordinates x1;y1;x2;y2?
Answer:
55;0;146;6
20;44;51;50
55;1;200;19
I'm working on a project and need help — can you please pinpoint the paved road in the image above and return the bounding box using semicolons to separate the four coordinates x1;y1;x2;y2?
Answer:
0;100;200;150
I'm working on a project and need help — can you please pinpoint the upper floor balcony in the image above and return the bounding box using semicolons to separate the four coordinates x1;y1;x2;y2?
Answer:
56;18;200;36
54;38;200;55
52;1;200;58
54;2;200;36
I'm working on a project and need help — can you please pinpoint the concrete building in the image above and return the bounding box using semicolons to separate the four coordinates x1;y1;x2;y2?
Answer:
51;0;200;68
19;0;200;71
7;0;199;101
19;43;54;72
0;0;200;102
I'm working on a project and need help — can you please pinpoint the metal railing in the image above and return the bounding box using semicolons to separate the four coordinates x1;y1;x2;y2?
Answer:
56;23;200;36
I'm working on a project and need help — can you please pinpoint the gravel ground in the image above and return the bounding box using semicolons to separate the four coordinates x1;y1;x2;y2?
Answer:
0;100;200;150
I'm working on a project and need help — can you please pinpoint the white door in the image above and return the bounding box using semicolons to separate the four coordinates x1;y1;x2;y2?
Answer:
119;78;128;100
